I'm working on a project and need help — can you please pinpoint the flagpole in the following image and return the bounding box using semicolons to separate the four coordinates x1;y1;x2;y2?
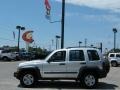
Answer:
61;0;65;49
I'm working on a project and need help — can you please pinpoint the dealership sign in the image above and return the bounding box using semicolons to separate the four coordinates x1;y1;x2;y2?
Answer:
22;31;34;43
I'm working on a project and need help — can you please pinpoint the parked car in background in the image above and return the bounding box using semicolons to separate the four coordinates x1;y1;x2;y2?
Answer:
0;50;19;61
108;53;120;67
19;52;35;60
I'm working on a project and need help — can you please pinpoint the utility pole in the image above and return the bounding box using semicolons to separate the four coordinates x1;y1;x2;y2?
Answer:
100;42;102;53
61;0;65;49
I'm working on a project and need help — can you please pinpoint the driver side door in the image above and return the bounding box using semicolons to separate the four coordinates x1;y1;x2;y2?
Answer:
42;50;67;78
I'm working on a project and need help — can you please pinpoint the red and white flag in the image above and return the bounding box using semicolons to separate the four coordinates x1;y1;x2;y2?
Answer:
44;0;51;15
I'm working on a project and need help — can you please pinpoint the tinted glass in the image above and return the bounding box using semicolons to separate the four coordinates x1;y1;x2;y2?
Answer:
116;54;120;58
87;50;100;61
50;51;66;62
110;54;115;57
69;50;85;61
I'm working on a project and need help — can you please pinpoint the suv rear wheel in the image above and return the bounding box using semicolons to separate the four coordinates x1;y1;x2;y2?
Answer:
80;72;98;88
111;61;118;67
20;72;37;87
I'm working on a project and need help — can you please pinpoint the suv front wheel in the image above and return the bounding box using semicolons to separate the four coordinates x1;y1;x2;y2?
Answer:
2;57;9;61
20;72;37;87
80;72;98;88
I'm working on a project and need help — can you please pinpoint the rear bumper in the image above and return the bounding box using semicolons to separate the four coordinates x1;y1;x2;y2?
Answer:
98;70;108;78
99;60;110;78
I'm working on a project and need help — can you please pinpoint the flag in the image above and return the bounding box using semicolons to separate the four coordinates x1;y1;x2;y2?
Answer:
13;31;15;39
45;14;51;20
44;0;51;16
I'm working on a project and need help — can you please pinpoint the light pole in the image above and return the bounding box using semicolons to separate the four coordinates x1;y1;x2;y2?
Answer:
91;44;94;47
113;28;117;52
16;26;25;53
79;41;82;47
61;0;65;49
56;35;61;49
49;0;65;49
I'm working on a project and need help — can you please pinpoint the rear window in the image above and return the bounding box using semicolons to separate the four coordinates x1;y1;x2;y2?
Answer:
87;50;100;61
1;50;11;53
116;54;120;58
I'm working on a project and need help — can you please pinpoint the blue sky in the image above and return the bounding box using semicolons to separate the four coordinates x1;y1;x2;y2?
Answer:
0;0;120;52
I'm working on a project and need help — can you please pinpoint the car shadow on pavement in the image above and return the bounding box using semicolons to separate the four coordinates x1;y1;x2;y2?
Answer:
18;80;118;89
97;82;118;89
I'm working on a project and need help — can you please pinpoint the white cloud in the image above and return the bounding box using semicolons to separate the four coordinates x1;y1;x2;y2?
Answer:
65;12;120;23
55;0;120;12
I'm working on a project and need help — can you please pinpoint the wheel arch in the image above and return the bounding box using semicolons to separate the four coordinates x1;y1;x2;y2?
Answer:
77;66;100;79
111;60;117;63
18;66;41;80
2;56;9;60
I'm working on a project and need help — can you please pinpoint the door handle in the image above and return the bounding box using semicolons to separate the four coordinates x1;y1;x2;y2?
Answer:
59;63;66;65
80;62;86;64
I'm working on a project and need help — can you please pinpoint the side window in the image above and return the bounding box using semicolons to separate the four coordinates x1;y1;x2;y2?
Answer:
49;51;66;62
87;50;100;61
2;50;11;53
116;54;120;58
69;50;85;61
110;54;115;57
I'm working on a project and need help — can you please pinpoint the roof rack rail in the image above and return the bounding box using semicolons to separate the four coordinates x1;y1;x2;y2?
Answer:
67;46;98;49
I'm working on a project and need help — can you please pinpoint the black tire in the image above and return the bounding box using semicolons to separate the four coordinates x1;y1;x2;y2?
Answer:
80;72;98;88
20;72;37;87
15;56;20;61
111;61;118;67
2;57;9;61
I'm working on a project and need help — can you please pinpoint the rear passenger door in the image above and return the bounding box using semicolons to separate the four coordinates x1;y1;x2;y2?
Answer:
66;50;86;78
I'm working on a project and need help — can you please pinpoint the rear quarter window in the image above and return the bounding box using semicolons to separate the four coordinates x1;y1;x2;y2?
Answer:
87;50;100;61
116;54;120;58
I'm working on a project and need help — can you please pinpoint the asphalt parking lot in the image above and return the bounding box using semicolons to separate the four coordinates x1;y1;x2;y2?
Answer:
0;61;120;90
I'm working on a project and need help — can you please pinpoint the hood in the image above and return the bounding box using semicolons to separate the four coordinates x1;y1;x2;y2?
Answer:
19;60;46;67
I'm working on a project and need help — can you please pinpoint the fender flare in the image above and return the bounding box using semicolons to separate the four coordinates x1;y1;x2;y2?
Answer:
18;66;41;79
77;66;100;79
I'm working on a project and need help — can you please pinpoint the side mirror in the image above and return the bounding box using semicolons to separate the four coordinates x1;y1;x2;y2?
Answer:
47;60;51;63
47;58;52;63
